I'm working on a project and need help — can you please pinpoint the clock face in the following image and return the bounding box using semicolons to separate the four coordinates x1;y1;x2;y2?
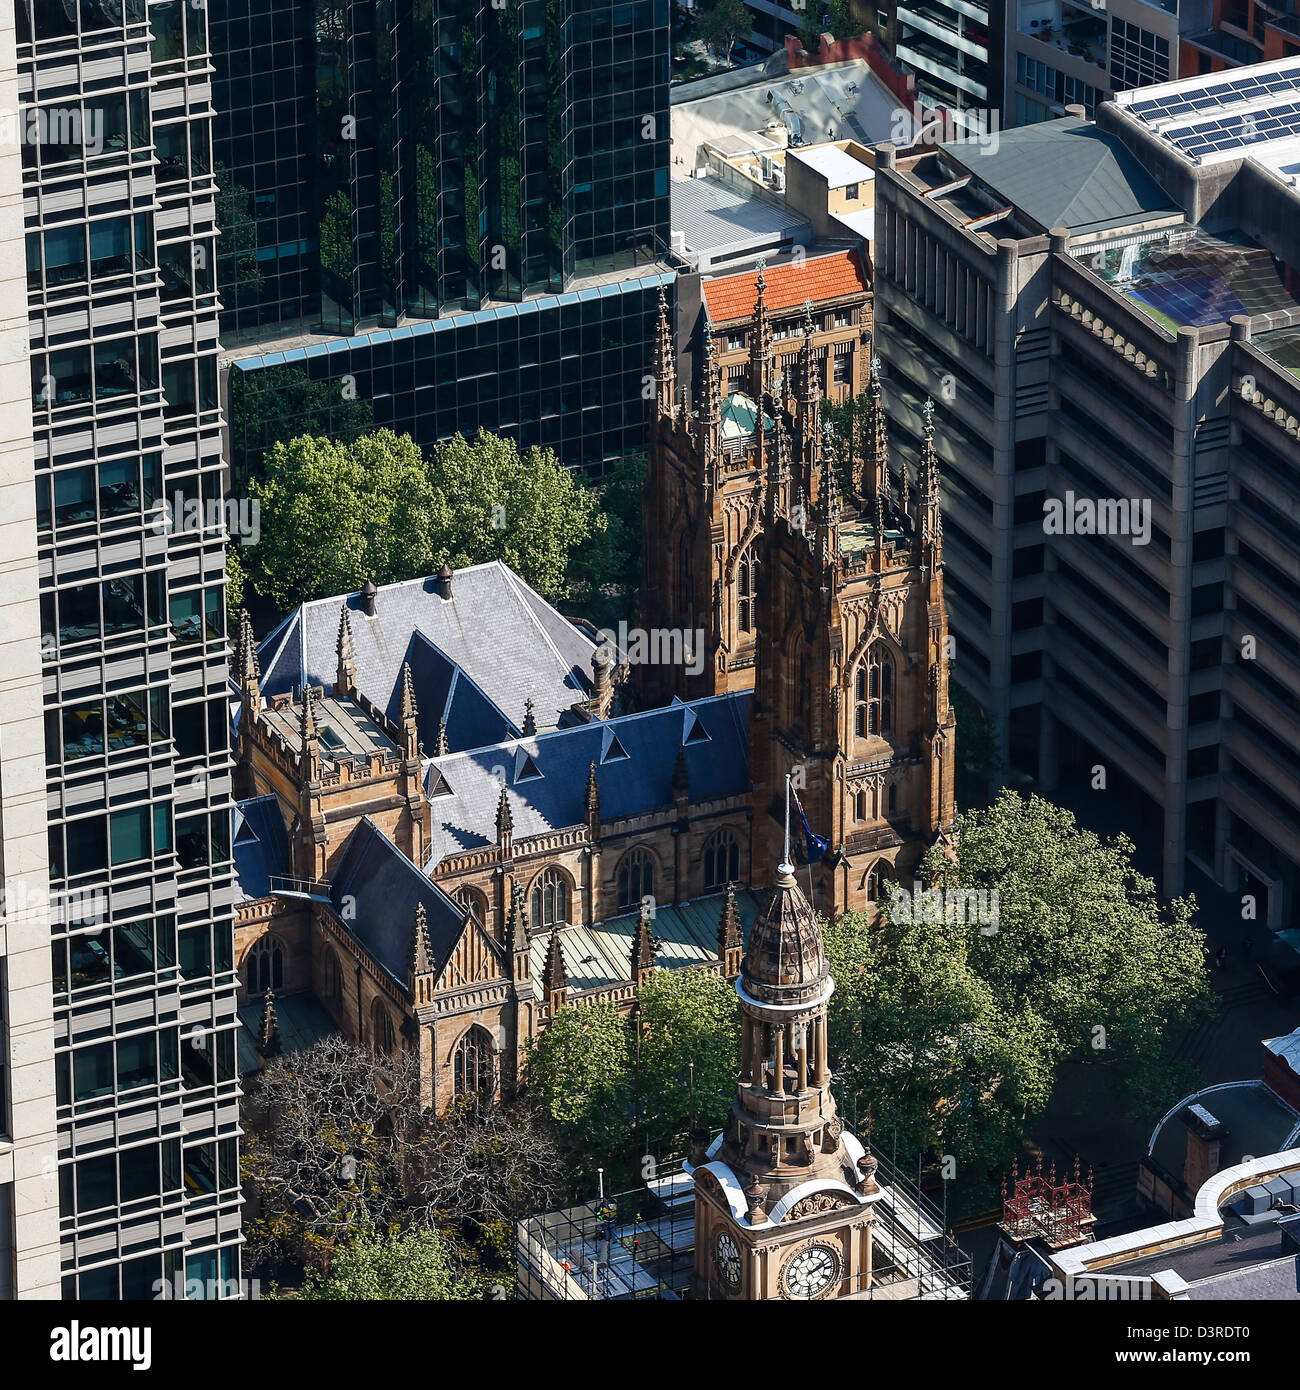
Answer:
715;1231;742;1291
782;1242;841;1299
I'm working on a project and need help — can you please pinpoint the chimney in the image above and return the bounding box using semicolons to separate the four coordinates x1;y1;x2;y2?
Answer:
360;577;378;617
1183;1103;1224;1195
436;563;454;600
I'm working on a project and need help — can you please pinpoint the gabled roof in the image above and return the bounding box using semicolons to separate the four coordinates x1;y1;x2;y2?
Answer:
232;795;292;901
702;248;868;322
256;561;596;751
423;692;752;869
328;817;469;986
941;119;1177;234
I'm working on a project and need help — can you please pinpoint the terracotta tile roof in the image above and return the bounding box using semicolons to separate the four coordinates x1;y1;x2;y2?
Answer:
702;249;868;323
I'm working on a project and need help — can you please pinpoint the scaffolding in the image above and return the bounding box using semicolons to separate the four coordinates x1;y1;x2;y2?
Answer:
515;1150;973;1301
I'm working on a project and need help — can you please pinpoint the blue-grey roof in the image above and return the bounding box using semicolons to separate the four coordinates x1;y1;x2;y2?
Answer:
329;817;475;986
257;561;597;752
423;692;752;869
942;118;1178;234
232;795;292;901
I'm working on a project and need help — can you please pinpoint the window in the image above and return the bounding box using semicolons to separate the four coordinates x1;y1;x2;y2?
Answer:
702;829;740;891
855;647;894;737
616;848;654;911
1109;17;1170;90
370;999;396;1056
530;867;570;930
244;935;284;996
322;949;343;1004
454;887;486;925
737;551;758;633
453;1026;495;1098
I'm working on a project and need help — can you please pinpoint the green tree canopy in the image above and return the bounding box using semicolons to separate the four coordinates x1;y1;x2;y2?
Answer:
241;429;444;611
698;0;750;63
637;965;741;1152
295;1225;487;1301
427;430;605;602
524;1001;634;1167
824;790;1211;1209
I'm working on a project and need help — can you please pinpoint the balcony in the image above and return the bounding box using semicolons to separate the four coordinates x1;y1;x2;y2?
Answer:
1017;0;1108;66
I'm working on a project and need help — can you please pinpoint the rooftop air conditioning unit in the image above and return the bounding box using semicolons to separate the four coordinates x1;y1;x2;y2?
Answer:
670;230;686;255
760;153;775;180
772;168;785;192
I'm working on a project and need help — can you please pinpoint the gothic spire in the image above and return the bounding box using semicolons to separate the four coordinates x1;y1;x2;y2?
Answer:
918;397;942;549
335;603;356;695
408;901;434;988
433;717;449;757
521;697;537;737
656;280;675;411
495;783;513;842
631;906;655;982
700;309;721;424
864;356;890;506
398;661;419;759
258;987;281;1061
504;877;525;956
749;259;773;399
585;758;601;829
718;880;742;976
543;928;568;1008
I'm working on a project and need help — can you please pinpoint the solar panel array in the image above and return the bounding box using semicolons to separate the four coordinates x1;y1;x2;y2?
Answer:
1127;58;1300;126
1162;98;1300;160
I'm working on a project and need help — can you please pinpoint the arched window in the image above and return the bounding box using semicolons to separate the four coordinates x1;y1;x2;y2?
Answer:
244;935;284;996
530;867;570;931
453;1025;495;1099
370;999;396;1056
864;859;894;902
616;848;655;911
703;829;740;891
737;552;759;634
454;886;486;925
856;647;894;739
322;948;342;1005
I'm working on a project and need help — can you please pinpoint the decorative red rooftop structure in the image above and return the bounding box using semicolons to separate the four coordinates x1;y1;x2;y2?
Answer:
1000;1155;1096;1250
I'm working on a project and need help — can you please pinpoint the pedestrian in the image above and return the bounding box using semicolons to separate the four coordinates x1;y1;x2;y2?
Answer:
1214;945;1227;968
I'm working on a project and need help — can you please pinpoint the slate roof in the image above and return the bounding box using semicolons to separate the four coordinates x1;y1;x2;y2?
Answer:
423;692;752;869
232;795;292;901
256;562;597;753
941;118;1177;234
702;248;868;322
329;817;473;986
531;890;764;993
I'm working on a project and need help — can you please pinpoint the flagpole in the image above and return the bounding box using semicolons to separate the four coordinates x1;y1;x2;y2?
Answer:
783;773;792;869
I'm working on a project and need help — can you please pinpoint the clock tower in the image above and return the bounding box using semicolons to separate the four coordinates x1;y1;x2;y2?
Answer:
690;847;883;1300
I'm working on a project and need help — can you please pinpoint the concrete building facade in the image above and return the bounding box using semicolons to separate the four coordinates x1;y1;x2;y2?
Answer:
872;62;1300;926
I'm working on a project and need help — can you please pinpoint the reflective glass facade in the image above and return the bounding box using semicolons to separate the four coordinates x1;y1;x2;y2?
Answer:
227;272;671;479
211;0;671;343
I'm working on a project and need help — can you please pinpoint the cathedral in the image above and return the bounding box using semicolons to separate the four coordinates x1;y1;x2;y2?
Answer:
642;278;956;917
226;268;957;1126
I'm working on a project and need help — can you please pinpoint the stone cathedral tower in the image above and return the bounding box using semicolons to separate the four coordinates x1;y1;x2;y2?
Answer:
748;361;957;917
641;270;956;919
690;853;883;1300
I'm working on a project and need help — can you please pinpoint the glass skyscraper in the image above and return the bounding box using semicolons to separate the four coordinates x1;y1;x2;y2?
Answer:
4;0;242;1299
210;0;672;475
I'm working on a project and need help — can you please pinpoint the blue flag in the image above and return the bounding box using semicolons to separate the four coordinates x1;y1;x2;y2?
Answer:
792;789;829;863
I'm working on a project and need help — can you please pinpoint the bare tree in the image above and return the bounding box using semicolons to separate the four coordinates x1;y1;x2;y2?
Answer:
242;1035;431;1268
412;1095;567;1229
